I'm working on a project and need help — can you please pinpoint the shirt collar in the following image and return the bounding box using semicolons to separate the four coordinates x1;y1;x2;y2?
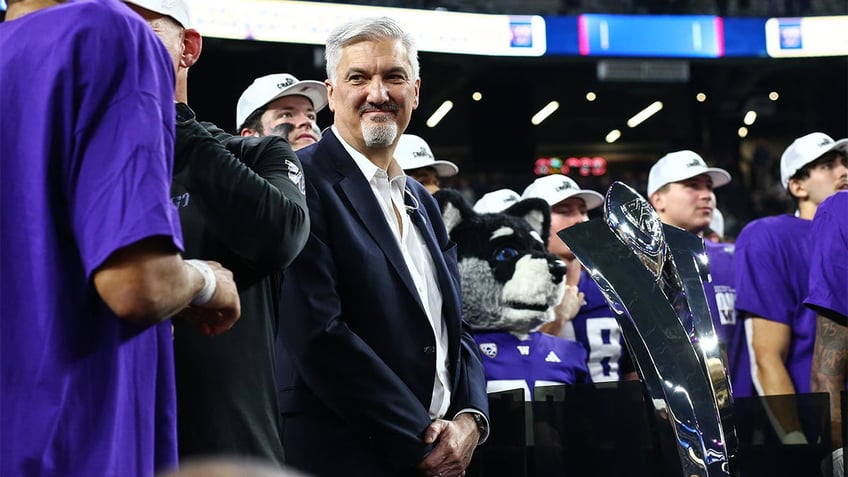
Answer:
332;125;408;189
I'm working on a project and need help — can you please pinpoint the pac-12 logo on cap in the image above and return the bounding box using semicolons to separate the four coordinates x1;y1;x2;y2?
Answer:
277;78;295;89
555;181;575;192
818;138;832;147
412;147;433;160
687;158;704;167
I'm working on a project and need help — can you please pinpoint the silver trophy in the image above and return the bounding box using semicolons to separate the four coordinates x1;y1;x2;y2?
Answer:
557;181;737;477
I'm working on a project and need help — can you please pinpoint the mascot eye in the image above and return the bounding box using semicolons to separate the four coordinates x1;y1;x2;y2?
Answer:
494;247;519;261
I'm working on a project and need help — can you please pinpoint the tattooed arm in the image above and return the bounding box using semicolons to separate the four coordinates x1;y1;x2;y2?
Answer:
811;314;848;449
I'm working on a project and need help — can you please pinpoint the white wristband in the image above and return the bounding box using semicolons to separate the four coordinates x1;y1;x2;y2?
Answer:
185;259;217;305
780;430;808;445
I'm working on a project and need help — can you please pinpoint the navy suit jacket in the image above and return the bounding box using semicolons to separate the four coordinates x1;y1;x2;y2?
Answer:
277;130;488;474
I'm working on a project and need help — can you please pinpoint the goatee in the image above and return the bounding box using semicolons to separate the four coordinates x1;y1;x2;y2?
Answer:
362;119;397;148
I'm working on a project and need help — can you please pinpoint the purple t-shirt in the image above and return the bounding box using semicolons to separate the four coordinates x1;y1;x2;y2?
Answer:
734;214;815;394
561;271;629;383
704;241;753;397
804;191;848;321
0;1;181;476
474;330;589;400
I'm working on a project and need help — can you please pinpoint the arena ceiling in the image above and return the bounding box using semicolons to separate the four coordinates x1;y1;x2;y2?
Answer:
189;37;848;174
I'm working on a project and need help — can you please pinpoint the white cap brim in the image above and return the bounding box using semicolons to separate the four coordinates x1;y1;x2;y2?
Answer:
554;190;605;210
648;167;731;196
403;159;459;177
236;79;328;129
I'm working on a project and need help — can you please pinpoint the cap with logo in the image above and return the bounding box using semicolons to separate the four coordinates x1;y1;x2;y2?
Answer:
123;0;191;28
473;189;521;214
647;150;731;197
395;134;458;177
236;74;328;130
780;132;848;189
521;174;603;210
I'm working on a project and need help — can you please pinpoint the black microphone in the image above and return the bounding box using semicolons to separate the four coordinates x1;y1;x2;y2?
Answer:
404;188;421;219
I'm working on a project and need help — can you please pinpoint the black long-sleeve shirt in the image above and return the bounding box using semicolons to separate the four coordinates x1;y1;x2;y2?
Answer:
170;119;308;464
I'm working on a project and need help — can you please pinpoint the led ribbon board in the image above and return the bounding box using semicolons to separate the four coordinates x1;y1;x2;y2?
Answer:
185;0;546;57
578;14;724;58
765;15;848;58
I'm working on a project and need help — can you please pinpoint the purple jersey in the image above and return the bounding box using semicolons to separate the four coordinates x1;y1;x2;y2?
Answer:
804;191;848;321
561;271;630;383
735;214;816;394
0;1;181;476
704;241;753;397
475;331;589;400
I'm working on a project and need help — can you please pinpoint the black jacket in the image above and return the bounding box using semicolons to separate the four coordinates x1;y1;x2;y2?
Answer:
277;130;488;476
171;119;308;464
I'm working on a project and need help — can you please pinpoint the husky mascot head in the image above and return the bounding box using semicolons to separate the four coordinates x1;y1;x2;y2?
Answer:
434;188;566;335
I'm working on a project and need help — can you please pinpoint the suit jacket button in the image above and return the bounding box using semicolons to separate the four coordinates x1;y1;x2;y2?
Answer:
423;346;436;354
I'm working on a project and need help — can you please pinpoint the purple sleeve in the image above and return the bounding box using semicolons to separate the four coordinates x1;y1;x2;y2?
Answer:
805;193;848;320
734;221;793;324
67;20;182;279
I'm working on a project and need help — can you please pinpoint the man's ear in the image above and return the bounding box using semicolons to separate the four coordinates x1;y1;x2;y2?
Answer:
181;28;202;68
240;128;259;138
787;178;808;200
325;80;335;112
649;192;664;212
412;77;420;110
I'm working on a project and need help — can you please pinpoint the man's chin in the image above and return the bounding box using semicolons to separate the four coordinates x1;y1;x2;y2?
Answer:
291;139;317;151
362;122;398;148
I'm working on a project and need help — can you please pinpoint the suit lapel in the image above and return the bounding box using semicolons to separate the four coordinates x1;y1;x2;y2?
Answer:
407;190;462;346
324;132;425;312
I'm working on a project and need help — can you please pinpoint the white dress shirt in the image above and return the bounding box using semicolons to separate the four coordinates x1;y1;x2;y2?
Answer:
334;127;452;419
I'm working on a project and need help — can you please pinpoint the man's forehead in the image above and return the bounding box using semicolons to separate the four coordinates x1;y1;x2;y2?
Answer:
409;167;438;177
810;150;847;166
552;197;587;210
266;95;315;111
340;40;411;68
677;174;713;185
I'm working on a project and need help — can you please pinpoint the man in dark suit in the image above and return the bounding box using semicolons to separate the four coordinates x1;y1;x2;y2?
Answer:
277;16;489;477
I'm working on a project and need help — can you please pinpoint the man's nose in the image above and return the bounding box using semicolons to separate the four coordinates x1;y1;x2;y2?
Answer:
293;115;313;129
366;78;390;104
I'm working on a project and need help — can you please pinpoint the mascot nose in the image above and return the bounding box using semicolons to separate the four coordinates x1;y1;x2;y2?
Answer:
550;258;567;282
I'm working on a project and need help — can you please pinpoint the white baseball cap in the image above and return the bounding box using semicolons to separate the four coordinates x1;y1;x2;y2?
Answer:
123;0;191;28
236;74;328;130
521;174;603;210
647;150;731;197
473;189;521;214
395;134;458;177
780;132;848;188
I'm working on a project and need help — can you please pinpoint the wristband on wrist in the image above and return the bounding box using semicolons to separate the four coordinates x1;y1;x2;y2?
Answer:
185;259;217;305
780;430;808;445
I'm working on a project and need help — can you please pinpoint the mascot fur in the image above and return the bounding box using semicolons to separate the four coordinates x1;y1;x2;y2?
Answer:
434;189;588;401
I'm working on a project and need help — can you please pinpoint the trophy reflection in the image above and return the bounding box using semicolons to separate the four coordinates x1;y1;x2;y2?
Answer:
557;181;737;477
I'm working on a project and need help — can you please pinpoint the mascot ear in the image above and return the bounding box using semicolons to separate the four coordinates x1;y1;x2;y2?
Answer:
503;198;551;246
434;188;476;235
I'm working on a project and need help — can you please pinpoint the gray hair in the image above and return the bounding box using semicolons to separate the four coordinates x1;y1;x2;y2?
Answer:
324;16;419;84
